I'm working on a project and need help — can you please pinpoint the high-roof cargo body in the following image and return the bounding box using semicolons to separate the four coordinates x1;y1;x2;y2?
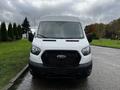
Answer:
28;15;92;79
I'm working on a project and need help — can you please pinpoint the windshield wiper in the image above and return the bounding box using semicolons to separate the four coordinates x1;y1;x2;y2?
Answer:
37;34;48;38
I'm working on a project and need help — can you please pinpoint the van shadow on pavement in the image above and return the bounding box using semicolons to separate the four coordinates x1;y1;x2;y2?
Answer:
9;72;91;90
31;77;89;90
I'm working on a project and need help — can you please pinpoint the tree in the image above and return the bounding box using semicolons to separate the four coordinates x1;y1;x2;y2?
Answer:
22;17;30;37
13;23;19;40
84;24;100;39
0;22;7;41
8;23;14;41
17;25;22;39
0;26;1;41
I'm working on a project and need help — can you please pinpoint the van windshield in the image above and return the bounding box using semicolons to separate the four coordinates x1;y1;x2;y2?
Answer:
37;21;84;39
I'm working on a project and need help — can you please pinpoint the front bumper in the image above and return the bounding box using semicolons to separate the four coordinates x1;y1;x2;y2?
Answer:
29;60;92;78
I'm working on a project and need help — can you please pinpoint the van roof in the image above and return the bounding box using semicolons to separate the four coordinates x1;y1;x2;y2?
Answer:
39;15;80;22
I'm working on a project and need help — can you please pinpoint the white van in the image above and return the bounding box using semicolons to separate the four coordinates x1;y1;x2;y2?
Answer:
28;16;92;78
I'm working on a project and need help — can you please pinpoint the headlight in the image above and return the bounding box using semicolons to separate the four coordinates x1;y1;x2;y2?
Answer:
31;45;41;55
81;46;91;56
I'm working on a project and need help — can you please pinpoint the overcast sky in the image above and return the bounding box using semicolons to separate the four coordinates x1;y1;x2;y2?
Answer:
0;0;120;28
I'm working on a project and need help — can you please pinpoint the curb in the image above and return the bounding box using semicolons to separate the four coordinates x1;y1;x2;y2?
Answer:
2;65;29;90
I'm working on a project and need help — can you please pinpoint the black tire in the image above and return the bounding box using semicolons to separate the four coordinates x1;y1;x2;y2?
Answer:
30;70;45;79
29;69;38;79
76;62;92;79
81;62;92;78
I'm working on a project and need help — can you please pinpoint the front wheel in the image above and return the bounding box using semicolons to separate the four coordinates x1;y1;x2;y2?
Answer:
30;70;38;79
81;62;92;78
77;62;92;79
29;69;45;79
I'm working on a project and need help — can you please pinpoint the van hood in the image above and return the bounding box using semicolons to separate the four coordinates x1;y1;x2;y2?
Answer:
32;38;89;51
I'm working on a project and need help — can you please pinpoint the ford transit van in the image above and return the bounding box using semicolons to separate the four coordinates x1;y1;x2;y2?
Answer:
29;16;92;78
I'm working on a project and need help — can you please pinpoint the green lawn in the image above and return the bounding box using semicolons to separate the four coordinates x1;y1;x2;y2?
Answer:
0;40;31;89
91;39;120;49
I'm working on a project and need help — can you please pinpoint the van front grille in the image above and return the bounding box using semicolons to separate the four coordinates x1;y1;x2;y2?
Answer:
41;50;81;67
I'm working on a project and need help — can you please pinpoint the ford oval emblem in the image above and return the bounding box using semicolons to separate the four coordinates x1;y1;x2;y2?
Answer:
57;55;67;59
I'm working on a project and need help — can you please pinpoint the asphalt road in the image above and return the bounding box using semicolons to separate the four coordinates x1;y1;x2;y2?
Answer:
10;46;120;90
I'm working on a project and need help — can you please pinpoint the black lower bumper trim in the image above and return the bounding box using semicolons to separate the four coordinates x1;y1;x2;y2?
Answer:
29;60;92;78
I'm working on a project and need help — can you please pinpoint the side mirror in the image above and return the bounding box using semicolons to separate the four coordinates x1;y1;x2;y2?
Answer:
86;33;93;43
28;32;34;42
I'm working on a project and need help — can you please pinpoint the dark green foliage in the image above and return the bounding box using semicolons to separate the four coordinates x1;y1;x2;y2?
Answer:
13;23;19;40
13;23;16;40
8;23;14;41
0;22;7;41
17;25;22;39
0;26;1;41
0;22;23;42
85;24;100;39
92;32;99;39
85;18;120;40
22;17;30;34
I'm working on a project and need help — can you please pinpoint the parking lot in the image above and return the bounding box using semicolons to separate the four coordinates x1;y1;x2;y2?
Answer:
10;46;120;90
